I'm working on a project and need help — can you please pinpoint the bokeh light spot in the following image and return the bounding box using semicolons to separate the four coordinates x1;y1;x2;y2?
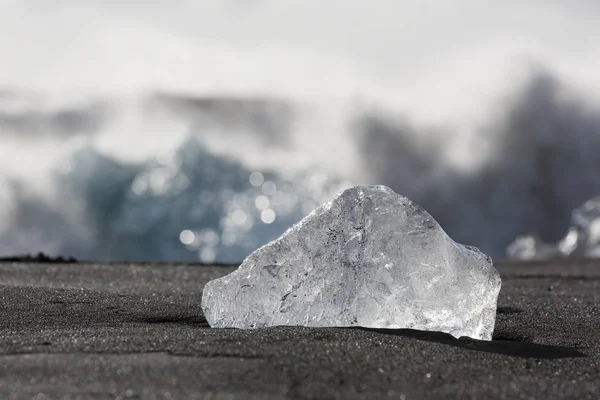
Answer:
249;172;264;186
232;209;248;225
254;195;270;210
261;209;276;224
199;247;217;263
262;181;277;196
179;229;195;245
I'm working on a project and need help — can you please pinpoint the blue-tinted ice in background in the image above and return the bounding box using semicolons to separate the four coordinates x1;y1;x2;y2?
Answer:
55;138;350;263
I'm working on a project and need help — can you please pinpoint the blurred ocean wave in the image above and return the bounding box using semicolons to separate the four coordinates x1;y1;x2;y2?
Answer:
2;1;600;261
1;70;600;262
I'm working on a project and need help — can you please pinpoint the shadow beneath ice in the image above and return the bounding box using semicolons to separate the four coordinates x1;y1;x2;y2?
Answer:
136;314;208;326
355;327;586;359
496;306;525;315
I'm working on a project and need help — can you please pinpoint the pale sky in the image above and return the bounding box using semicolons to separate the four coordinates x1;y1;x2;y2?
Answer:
0;1;598;121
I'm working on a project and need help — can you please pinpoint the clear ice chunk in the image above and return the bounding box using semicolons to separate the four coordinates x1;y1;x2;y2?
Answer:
202;185;502;340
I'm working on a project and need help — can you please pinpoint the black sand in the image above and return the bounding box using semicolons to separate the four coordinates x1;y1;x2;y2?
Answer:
0;259;598;399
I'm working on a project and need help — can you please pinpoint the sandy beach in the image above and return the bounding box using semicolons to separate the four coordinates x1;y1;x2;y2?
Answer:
0;259;597;399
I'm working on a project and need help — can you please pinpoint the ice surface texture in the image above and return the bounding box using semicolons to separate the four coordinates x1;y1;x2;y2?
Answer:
202;186;502;340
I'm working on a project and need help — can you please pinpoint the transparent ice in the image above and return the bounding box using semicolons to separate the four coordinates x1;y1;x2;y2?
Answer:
202;185;502;340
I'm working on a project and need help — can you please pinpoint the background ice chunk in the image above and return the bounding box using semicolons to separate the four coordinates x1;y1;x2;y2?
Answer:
202;185;502;340
508;195;600;259
506;234;561;260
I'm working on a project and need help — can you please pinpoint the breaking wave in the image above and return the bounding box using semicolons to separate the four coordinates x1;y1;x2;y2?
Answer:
2;70;600;262
2;2;600;262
